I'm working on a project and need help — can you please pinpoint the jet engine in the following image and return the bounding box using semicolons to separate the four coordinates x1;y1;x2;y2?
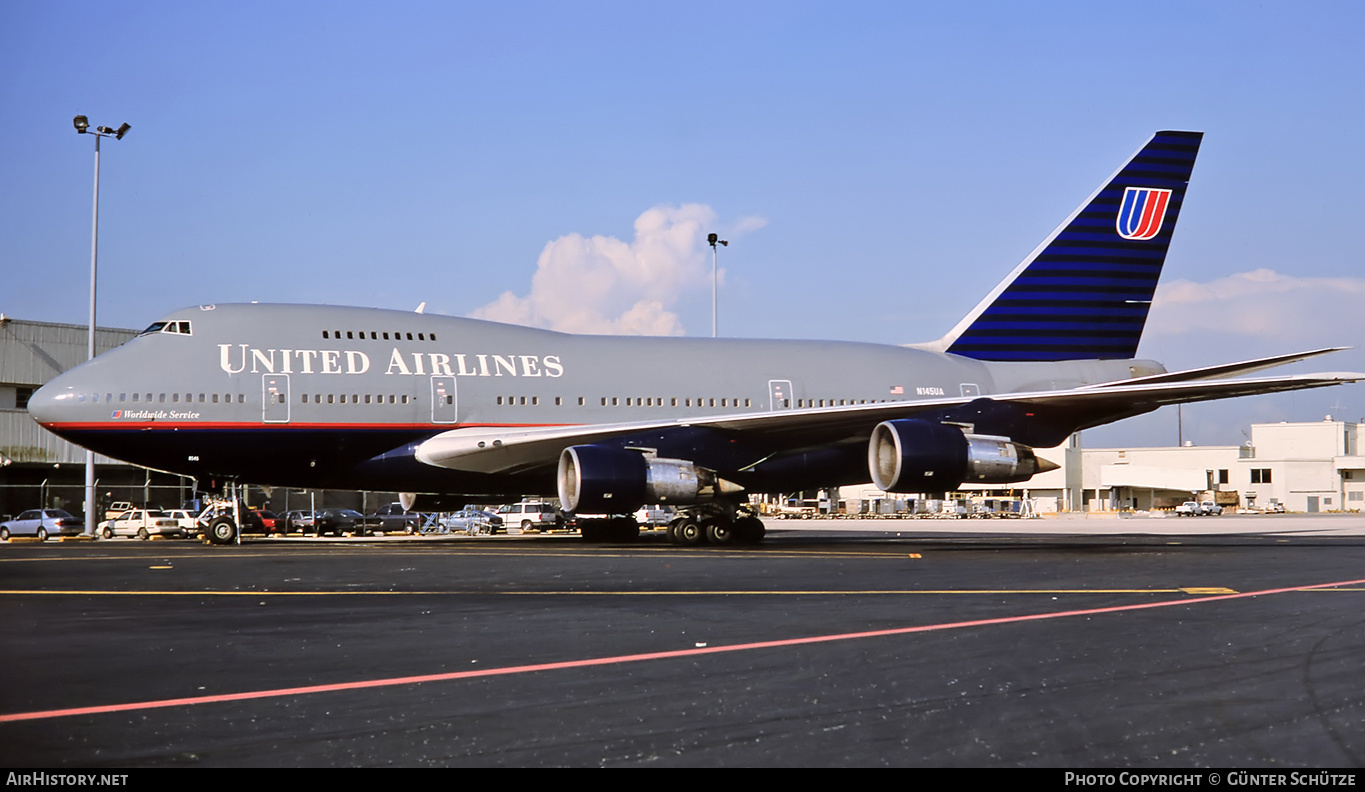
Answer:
867;419;1056;493
557;445;742;514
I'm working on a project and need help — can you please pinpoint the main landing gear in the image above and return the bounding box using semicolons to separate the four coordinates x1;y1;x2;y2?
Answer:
665;502;765;546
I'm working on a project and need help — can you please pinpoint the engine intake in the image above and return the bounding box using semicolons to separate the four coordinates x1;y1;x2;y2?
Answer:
557;445;742;514
868;419;1055;493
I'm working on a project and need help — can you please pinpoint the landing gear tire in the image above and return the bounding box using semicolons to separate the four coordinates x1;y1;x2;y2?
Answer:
207;518;238;545
704;518;734;545
733;515;766;545
673;520;705;546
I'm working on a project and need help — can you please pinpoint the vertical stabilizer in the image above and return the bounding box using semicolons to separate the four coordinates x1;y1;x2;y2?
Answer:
937;130;1203;361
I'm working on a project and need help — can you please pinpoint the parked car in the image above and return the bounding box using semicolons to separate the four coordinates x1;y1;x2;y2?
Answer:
367;502;424;533
1;509;84;540
1198;501;1223;516
282;510;318;533
313;508;366;536
441;507;503;534
252;509;281;533
495;501;563;532
633;506;675;528
101;509;184;540
162;509;200;533
1175;501;1200;516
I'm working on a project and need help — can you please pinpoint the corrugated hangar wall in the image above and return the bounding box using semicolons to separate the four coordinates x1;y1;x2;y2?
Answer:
0;317;143;517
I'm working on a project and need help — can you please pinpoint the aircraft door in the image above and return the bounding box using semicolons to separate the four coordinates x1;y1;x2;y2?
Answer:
769;380;793;410
431;376;458;424
263;374;290;423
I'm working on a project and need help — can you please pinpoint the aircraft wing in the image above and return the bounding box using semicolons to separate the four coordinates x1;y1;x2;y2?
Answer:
415;370;1364;475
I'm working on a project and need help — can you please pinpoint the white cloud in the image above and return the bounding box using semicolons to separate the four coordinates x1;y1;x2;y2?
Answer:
1148;268;1365;344
470;204;730;335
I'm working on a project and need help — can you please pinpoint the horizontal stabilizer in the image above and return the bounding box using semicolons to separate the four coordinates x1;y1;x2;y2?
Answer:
1082;347;1351;389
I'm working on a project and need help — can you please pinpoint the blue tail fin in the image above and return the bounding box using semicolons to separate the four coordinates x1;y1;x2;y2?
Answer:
941;130;1203;361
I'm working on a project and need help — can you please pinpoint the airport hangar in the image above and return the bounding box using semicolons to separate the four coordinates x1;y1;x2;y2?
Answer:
4;314;1364;521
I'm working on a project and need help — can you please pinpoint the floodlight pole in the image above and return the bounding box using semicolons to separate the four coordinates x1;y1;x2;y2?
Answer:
708;233;727;338
74;116;129;537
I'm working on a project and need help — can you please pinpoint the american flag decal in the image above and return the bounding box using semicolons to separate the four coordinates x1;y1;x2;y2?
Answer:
889;386;904;395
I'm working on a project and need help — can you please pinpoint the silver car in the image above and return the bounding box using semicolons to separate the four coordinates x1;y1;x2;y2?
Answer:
1;509;85;540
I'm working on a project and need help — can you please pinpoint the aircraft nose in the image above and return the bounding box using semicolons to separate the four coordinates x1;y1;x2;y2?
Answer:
27;373;80;427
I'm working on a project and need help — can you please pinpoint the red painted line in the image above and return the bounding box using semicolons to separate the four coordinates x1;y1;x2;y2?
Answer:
2;577;1361;724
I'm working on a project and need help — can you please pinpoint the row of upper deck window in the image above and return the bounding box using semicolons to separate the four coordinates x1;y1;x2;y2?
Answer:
78;392;245;404
321;330;436;342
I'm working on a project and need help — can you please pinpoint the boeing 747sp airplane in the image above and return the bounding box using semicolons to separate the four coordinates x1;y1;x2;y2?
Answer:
28;131;1361;544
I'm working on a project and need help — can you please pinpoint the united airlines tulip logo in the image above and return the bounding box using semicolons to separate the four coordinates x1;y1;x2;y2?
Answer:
1116;187;1172;241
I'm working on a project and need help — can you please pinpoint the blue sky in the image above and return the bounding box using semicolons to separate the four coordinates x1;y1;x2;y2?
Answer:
3;1;1363;447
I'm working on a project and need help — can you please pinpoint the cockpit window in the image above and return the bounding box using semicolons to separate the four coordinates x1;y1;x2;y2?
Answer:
137;320;192;337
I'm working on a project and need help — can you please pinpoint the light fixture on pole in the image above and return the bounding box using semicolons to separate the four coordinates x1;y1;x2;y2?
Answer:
73;114;131;537
707;233;727;338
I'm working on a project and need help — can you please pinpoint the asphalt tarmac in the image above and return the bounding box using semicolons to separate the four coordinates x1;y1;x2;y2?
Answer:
2;514;1364;767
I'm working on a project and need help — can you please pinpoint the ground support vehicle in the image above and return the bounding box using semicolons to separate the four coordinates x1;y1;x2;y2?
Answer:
197;498;266;544
410;513;451;535
1175;501;1200;516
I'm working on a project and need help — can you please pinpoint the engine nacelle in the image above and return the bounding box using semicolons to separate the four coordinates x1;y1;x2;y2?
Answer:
557;445;742;514
868;419;1053;493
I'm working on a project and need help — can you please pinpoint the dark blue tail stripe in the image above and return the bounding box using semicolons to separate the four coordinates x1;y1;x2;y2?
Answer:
947;130;1202;361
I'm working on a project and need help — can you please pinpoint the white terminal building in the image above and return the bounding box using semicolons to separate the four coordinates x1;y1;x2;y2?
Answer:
844;418;1365;514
